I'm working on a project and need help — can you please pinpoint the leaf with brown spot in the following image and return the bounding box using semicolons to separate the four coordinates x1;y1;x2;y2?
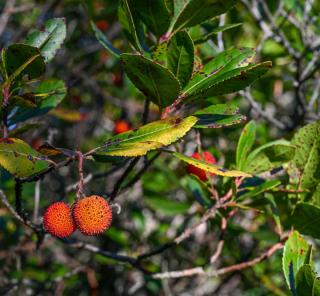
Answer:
171;151;252;178
94;116;197;158
0;138;49;178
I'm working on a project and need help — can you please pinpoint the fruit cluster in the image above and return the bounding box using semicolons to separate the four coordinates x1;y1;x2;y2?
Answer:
43;150;214;238
43;195;112;238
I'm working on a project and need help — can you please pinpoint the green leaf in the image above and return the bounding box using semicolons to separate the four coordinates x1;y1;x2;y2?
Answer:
290;203;320;239
266;193;282;235
304;245;313;266
164;0;174;14
0;48;7;80
184;175;211;207
171;0;237;32
236;120;256;170
25;18;66;63
152;42;168;65
296;265;320;296
244;140;296;174
312;183;320;206
132;0;171;37
182;47;257;102
9;94;37;108
94;116;197;158
171;151;252;178
121;53;181;108
238;180;281;201
0;138;49;178
194;23;242;44
194;104;246;129
9;123;41;137
171;0;189;25
185;48;256;93
291;121;320;190
4;44;45;81
118;0;142;51
282;231;309;290
145;196;190;215
11;79;66;124
184;61;272;103
91;22;121;58
167;31;194;88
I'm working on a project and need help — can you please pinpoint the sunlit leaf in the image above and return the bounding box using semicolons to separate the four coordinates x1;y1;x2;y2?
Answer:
194;104;246;129
244;140;296;174
25;18;66;62
282;231;309;290
290;203;320;239
236;120;256;170
291;121;320;190
0;138;49;178
172;151;252;177
94;116;197;158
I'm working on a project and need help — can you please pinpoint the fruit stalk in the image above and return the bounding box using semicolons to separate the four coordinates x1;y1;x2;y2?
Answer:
76;151;85;200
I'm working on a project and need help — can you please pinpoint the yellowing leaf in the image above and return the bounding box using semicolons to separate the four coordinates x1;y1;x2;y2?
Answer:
94;116;197;158
50;108;87;122
0;138;49;178
172;151;252;178
101;141;163;157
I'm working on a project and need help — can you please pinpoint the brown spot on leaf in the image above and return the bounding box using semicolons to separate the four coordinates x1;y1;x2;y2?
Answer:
0;138;14;144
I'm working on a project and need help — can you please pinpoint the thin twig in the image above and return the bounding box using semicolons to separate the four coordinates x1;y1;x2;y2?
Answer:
76;151;85;200
152;242;284;279
122;152;161;191
0;0;16;36
32;180;41;223
109;157;140;200
174;206;218;244
142;99;150;124
240;90;287;130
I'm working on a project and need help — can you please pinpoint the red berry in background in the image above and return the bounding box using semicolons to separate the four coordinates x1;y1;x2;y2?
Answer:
99;51;109;63
114;120;131;134
43;202;76;238
31;138;44;150
112;73;123;87
187;151;216;181
95;20;109;31
72;195;113;236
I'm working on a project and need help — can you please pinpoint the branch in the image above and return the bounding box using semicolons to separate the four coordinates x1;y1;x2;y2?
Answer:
174;206;218;244
152;242;284;279
0;188;42;234
0;0;16;36
122;152;161;191
109;157;140;200
240;90;287;130
64;240;150;274
19;157;74;183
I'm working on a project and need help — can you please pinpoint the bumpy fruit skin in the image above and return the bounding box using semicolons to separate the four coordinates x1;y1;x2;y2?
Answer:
43;202;76;238
114;120;131;134
72;195;112;236
187;151;216;181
